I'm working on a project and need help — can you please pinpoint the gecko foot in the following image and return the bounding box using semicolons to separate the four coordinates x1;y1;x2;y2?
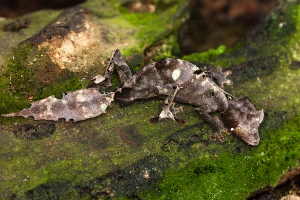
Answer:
150;102;185;124
150;86;185;124
208;66;232;88
209;132;225;143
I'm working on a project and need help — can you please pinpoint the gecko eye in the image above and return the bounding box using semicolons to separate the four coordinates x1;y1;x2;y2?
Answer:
194;69;205;74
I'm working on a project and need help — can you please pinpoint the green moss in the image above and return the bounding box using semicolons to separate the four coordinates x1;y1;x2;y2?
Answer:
0;4;190;197
118;9;167;49
81;0;121;18
215;3;300;67
114;0;186;58
2;1;300;199
135;4;300;198
0;44;35;115
139;114;300;199
38;77;89;99
181;3;300;68
182;45;227;63
0;44;90;119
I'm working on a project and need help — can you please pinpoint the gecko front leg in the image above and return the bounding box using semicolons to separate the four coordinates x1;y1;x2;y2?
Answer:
195;106;226;143
150;86;185;124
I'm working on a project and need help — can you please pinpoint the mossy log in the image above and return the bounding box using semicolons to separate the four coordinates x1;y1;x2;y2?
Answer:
0;0;300;199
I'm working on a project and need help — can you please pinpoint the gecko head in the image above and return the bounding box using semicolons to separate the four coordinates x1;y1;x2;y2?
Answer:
220;97;264;146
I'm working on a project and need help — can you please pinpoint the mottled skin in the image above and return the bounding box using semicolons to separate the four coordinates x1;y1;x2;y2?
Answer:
94;50;263;145
2;88;115;122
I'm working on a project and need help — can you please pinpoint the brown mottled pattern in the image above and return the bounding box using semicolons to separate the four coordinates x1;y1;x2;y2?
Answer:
2;88;114;122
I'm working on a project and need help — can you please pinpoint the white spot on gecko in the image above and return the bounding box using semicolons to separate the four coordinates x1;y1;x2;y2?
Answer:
211;86;217;92
172;69;181;81
76;93;87;102
177;59;183;64
100;104;107;112
47;105;52;111
192;65;199;71
201;78;209;86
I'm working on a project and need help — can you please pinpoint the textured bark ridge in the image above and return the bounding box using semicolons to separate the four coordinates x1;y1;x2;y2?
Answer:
2;88;114;122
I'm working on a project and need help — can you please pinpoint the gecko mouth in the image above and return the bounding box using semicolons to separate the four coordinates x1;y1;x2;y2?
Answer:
220;97;263;146
233;126;260;146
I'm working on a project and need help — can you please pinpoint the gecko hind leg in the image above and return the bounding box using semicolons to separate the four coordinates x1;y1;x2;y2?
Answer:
89;49;132;88
150;86;185;124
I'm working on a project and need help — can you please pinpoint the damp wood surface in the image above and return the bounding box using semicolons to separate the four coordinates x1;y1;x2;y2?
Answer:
0;0;300;199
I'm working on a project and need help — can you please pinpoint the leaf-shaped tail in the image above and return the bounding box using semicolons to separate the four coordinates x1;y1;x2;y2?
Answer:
2;88;114;122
